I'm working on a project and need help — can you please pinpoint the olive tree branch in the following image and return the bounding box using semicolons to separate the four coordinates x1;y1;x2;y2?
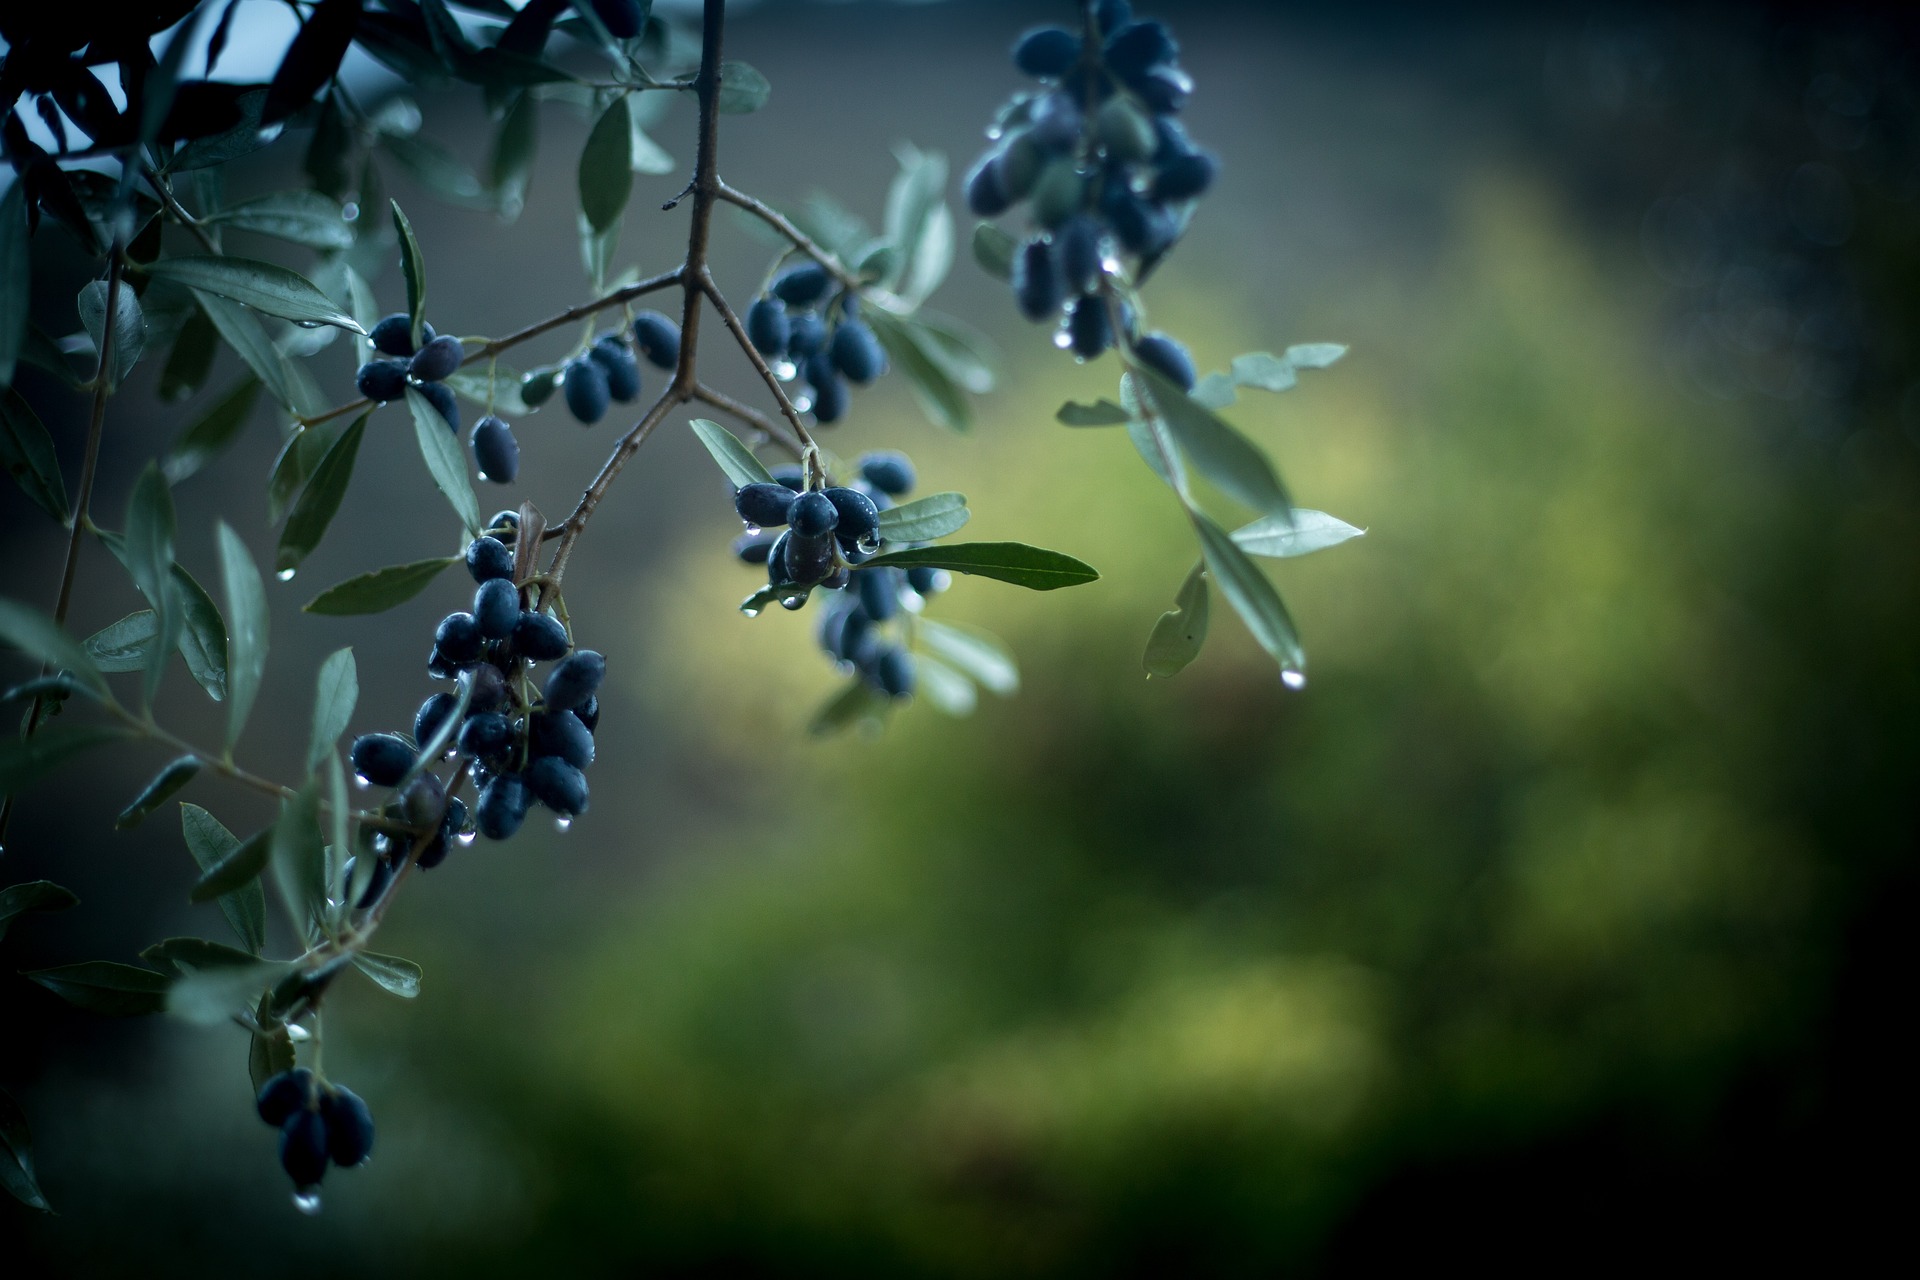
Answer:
714;180;864;293
691;381;806;456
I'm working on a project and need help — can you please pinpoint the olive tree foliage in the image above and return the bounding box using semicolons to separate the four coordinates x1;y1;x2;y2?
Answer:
0;0;1361;1209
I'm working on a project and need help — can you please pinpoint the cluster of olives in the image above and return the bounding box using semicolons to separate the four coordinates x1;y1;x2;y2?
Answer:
965;2;1213;386
744;262;887;425
522;310;681;428
354;313;526;484
347;515;606;863
255;1067;373;1208
732;451;946;700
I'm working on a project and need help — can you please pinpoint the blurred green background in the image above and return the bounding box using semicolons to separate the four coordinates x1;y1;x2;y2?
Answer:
4;1;1917;1274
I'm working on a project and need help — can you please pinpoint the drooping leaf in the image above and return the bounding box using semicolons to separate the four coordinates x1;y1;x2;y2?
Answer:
857;542;1099;591
1143;560;1209;678
1193;513;1306;683
915;654;977;717
0;726;127;793
0;598;107;696
380;133;492;209
0;1084;50;1211
92;529;228;702
124;465;179;704
876;492;970;542
906;310;996;394
249;1011;295;1094
25;961;170;1016
266;419;343;525
158;308;218;401
83;610;159;672
216;522;269;750
716;61;771;114
916;619;1019;695
406;388;481;534
168;87;272;171
181;804;270;955
76;279;146;391
147;256;364;333
0;389;70;523
490;90;539;219
352;951;422;999
1229;352;1298;394
578;94;633;234
263;0;366;125
308;647;357;772
883;144;951;304
1231;509;1366;559
1125;404;1187;495
445;363;532;416
0;182;32;389
392;199;427;346
870;311;970;432
203;190;354;249
303;557;459;615
1131;367;1292;517
114;756;201;829
689;418;775;488
269;783;327;940
1285;342;1347;369
163;377;258;484
970;221;1016;281
0;881;79;943
1056;398;1130;427
194;292;323;415
166;957;290;1026
277;411;368;573
141;936;263;978
809;678;886;737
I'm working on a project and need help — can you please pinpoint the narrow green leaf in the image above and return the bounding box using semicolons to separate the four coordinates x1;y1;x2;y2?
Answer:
1143;560;1209;678
180;803;269;953
0;881;79;943
883;144;951;304
1056;399;1130;427
249;1014;295;1094
857;542;1099;591
1229;352;1298;393
905;309;996;394
971;220;1016;281
77;280;146;391
92;529;228;702
216;522;269;750
916;619;1019;695
308;647;357;772
262;0;362;124
809;678;886;737
0;726;126;792
114;756;201;829
445;364;532;416
25;962;170;1016
380;133;492;209
1131;366;1292;517
689;418;776;487
125;465;179;704
578;94;634;234
406;388;481;534
195;292;321;415
0;597;107;695
147;256;364;332
0;181;29;388
876;492;970;542
392;199;427;346
269;784;327;940
266;419;343;525
352;951;422;999
158;308;219;402
164;377;258;485
84;610;159;672
490;90;539;219
1231;509;1366;559
0;389;70;523
916;654;977;717
1285;342;1347;369
0;1084;50;1212
716;60;771;114
141;936;262;977
167;958;290;1026
870;312;970;432
169;87;272;171
203;190;354;249
277;411;367;573
1193;514;1306;682
303;557;458;615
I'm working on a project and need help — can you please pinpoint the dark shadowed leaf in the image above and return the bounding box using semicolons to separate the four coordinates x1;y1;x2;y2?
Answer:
0;389;70;523
353;951;422;999
1;182;31;388
1231;509;1366;559
148;256;363;332
194;293;324;414
716;61;770;114
308;647;357;772
141;936;262;978
115;756;201;829
204;190;354;249
277;411;367;573
391;200;427;344
0;598;106;695
971;221;1016;281
303;557;459;615
125;465;179;703
689;418;775;487
266;418;343;525
163;377;258;483
169;88;271;171
876;492;970;542
0;727;128;793
0;881;79;943
25;962;170;1016
406;389;481;534
77;279;146;391
1144;560;1209;678
578;95;633;233
93;528;228;702
180;804;269;954
490;91;539;218
216;522;268;749
263;0;365;125
270;783;327;939
1;1084;50;1211
858;542;1099;591
249;1011;295;1094
380;133;492;209
158;308;218;401
1194;513;1305;682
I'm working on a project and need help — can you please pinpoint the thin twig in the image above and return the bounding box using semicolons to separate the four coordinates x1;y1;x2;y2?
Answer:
143;167;219;254
692;382;807;457
715;181;864;293
697;272;819;474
